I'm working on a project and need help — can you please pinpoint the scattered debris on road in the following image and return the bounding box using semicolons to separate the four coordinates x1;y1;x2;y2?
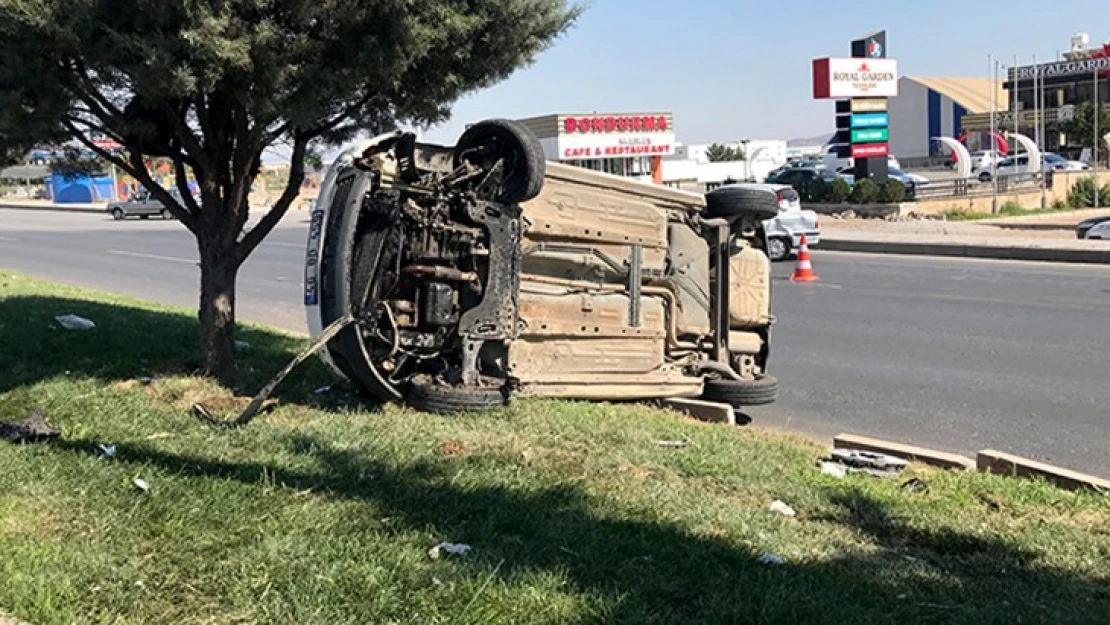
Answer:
768;500;796;517
55;314;95;330
1;411;61;443
427;542;471;560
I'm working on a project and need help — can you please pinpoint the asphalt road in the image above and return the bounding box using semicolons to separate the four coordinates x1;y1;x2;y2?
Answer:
2;209;1107;474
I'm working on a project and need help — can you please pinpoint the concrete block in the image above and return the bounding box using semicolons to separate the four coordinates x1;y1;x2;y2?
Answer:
662;398;735;426
833;433;975;471
976;449;1110;492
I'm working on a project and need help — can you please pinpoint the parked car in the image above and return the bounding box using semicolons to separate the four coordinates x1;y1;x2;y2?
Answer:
975;153;1089;182
1076;215;1110;239
714;183;819;261
107;187;194;220
304;119;781;414
765;166;843;198
968;150;1001;171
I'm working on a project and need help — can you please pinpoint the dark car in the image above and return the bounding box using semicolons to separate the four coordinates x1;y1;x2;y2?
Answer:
765;167;842;198
1076;215;1110;239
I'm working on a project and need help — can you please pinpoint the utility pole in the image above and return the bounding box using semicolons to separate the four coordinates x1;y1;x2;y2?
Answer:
1034;54;1046;208
1013;54;1019;143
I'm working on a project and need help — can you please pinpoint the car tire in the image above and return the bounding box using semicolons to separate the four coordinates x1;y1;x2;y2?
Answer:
161;209;172;220
978;172;992;183
407;378;510;414
767;236;791;262
705;186;780;220
112;208;124;221
453;118;545;204
701;374;779;407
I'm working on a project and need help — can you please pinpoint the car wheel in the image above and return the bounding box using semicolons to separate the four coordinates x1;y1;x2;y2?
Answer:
161;209;172;220
767;236;790;262
407;378;510;414
978;172;991;183
704;186;781;220
701;374;779;407
111;208;124;221
453;118;545;204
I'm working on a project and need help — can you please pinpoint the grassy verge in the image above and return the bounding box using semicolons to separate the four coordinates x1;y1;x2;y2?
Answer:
940;202;1073;222
1;270;1109;624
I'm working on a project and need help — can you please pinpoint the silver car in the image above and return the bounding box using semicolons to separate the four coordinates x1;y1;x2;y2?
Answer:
107;188;192;220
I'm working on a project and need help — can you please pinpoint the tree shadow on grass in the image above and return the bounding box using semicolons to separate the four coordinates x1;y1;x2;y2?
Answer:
51;435;1110;625
0;295;358;410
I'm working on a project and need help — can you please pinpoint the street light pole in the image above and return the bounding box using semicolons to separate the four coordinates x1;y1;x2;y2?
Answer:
990;55;999;213
1095;65;1101;208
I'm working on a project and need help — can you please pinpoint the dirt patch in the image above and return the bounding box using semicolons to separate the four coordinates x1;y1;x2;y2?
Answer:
439;440;467;456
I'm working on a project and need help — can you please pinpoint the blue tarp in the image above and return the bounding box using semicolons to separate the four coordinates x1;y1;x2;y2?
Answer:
45;173;116;203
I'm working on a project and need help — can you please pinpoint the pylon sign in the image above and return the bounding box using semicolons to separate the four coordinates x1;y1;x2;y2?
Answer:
813;30;895;184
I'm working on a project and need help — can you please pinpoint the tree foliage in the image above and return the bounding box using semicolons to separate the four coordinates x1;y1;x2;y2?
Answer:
1064;102;1110;160
825;177;852;203
705;143;746;162
848;178;879;204
0;0;579;376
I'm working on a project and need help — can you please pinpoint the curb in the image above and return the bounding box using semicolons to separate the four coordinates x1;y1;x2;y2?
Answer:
820;237;1110;265
829;433;1110;493
833;433;975;471
0;203;104;215
977;450;1110;493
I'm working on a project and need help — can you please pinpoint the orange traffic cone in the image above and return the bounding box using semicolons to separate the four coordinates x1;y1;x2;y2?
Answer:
789;233;820;282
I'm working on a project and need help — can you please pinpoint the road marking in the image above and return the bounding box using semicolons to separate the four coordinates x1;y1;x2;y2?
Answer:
0;235;18;242
106;249;197;265
264;241;305;249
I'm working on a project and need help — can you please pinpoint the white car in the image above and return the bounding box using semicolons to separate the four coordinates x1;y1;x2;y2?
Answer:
968;150;1001;171
975;153;1090;182
723;183;820;261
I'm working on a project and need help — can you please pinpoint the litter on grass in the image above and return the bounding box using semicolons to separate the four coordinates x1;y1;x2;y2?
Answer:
655;440;689;449
901;478;931;494
97;444;117;459
427;542;471;560
819;461;848;478
768;500;796;517
55;314;96;331
0;411;61;443
312;385;332;395
757;552;784;565
132;478;150;493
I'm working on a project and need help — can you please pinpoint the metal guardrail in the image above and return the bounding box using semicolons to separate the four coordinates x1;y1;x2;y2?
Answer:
912;173;1048;200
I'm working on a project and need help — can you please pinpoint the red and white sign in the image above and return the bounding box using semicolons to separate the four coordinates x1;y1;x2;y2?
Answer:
562;114;670;135
813;57;899;99
92;137;124;151
851;142;889;159
556;134;675;160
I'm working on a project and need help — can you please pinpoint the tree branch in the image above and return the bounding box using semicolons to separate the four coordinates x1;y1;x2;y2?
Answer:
126;149;198;233
236;134;307;263
172;158;202;216
302;91;380;139
63;119;138;176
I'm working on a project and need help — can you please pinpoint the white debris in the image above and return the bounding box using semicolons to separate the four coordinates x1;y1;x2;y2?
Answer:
428;542;472;560
132;478;150;493
137;376;154;385
97;444;117;459
768;500;796;518
655;440;689;449
55;314;96;331
819;461;848;478
312;385;332;395
757;552;784;565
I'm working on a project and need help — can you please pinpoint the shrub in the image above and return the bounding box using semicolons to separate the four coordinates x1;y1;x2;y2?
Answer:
876;178;905;204
806;177;827;203
1067;177;1099;208
825;177;852;203
1052;198;1068;210
998;201;1026;216
849;178;879;204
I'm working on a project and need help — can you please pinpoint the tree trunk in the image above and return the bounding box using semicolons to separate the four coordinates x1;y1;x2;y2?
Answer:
198;238;240;380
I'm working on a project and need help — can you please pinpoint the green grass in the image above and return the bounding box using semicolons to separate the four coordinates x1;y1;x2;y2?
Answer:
2;270;1109;624
939;202;1075;222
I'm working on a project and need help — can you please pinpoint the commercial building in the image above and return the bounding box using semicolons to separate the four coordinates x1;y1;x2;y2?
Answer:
886;76;1005;161
515;112;675;182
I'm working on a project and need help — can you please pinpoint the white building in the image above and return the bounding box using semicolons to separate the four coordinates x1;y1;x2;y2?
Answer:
664;139;787;184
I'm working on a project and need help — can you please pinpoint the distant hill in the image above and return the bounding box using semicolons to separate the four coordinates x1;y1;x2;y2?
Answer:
786;134;833;147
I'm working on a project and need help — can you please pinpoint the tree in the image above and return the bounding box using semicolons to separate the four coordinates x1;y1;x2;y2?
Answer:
705;143;746;162
0;0;579;379
1063;102;1110;165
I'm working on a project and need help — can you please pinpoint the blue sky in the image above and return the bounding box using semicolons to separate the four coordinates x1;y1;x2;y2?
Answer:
416;0;1109;145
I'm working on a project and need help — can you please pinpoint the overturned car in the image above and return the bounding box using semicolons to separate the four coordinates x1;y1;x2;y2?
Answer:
303;119;781;414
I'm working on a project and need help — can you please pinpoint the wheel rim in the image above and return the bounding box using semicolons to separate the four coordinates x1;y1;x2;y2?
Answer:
768;238;787;260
